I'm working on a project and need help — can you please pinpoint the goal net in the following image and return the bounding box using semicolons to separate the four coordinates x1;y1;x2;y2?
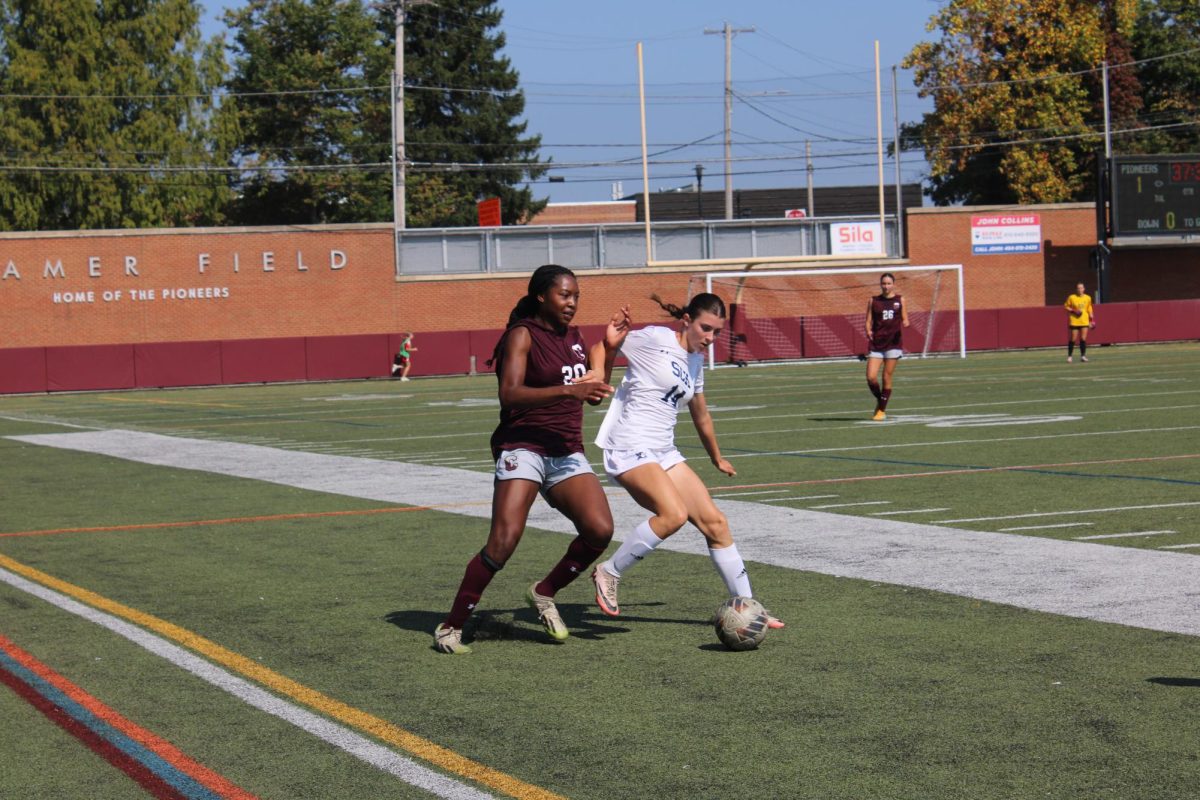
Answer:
690;264;966;368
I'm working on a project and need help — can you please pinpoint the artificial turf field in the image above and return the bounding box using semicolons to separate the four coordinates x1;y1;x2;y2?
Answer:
1;342;1198;799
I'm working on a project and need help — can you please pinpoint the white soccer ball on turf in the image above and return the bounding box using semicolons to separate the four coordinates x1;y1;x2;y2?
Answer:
713;596;769;651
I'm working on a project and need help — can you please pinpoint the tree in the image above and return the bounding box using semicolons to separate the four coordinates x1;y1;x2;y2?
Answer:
1126;0;1200;155
399;0;546;226
0;0;234;230
224;0;393;225
223;0;546;228
903;0;1138;205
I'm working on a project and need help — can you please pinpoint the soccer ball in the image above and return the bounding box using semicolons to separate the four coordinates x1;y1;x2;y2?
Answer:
713;596;769;651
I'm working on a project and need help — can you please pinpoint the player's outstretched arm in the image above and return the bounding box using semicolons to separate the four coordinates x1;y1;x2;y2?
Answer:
585;305;632;386
604;305;632;350
688;393;736;476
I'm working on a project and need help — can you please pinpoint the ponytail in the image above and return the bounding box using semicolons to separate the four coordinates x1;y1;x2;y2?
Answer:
650;292;726;321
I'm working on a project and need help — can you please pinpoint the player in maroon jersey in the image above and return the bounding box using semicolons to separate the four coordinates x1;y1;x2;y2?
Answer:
434;264;631;654
864;272;909;421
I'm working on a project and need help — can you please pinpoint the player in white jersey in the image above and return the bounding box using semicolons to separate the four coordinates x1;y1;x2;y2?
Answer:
588;292;783;628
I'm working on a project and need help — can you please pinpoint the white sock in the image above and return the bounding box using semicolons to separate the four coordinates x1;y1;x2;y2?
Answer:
606;520;662;577
709;543;752;597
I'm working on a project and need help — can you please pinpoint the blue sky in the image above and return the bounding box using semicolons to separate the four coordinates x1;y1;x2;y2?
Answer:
201;0;942;204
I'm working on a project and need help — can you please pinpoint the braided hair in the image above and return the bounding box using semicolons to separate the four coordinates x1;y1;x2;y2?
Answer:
488;264;577;367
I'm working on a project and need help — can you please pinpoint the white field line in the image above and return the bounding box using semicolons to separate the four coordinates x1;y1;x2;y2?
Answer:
709;489;794;498
999;523;1095;532
722;425;1200;461
1074;530;1177;541
0;414;98;429
870;508;952;516
707;403;1200;441
10;430;1200;638
0;567;495;800
760;494;840;503
1160;543;1200;550
937;502;1200;524
94;387;1198;442
808;501;892;509
708;389;1200;426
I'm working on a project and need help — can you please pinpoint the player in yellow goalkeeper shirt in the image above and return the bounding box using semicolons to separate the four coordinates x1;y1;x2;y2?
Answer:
1064;281;1096;363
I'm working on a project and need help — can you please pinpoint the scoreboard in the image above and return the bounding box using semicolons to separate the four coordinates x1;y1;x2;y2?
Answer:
1111;155;1200;238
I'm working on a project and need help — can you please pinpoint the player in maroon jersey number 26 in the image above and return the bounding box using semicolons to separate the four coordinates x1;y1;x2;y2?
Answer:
434;264;631;654
865;272;909;421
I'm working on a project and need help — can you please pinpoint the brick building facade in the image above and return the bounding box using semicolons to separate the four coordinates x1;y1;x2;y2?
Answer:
2;202;1198;392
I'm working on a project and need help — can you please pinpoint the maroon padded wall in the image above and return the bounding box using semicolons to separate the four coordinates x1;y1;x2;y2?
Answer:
134;341;223;388
1137;300;1200;342
964;310;999;351
1087;303;1138;345
221;337;308;384
45;344;136;392
390;330;470;377
995;307;1063;349
4;299;1197;394
0;348;47;394
467;329;502;375
800;315;858;358
305;334;391;380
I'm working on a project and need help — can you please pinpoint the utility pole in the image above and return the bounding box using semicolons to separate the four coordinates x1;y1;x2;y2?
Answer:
805;140;814;217
694;163;704;219
705;22;754;220
391;0;431;232
891;64;905;256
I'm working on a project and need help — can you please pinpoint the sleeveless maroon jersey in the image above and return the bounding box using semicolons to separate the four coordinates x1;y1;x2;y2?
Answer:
489;319;589;459
869;293;904;352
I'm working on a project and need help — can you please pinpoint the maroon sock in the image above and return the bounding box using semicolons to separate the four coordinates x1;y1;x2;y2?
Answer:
879;389;892;411
867;379;882;401
444;553;498;629
536;537;606;596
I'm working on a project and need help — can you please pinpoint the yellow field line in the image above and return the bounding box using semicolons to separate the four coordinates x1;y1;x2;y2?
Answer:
0;553;565;800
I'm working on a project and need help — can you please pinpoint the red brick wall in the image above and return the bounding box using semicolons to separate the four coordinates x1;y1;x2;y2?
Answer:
3;205;1197;354
527;202;636;225
906;203;1097;309
0;225;397;348
906;203;1200;305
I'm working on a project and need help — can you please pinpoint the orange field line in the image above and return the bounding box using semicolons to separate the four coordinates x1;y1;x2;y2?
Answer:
0;632;259;799
0;501;491;539
710;453;1200;492
0;555;567;800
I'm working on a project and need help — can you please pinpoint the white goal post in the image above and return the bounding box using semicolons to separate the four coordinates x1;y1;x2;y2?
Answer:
695;264;967;369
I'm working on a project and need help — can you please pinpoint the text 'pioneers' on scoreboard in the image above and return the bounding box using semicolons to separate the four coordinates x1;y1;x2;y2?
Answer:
1112;155;1200;237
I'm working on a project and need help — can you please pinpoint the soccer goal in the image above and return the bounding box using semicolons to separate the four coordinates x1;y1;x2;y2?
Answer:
691;264;966;369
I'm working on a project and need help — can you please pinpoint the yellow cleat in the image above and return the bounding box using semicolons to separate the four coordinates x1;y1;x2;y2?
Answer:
526;583;569;640
433;624;471;654
872;409;887;421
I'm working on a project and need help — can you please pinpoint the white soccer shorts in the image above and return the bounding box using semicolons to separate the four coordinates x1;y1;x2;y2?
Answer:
602;446;686;478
